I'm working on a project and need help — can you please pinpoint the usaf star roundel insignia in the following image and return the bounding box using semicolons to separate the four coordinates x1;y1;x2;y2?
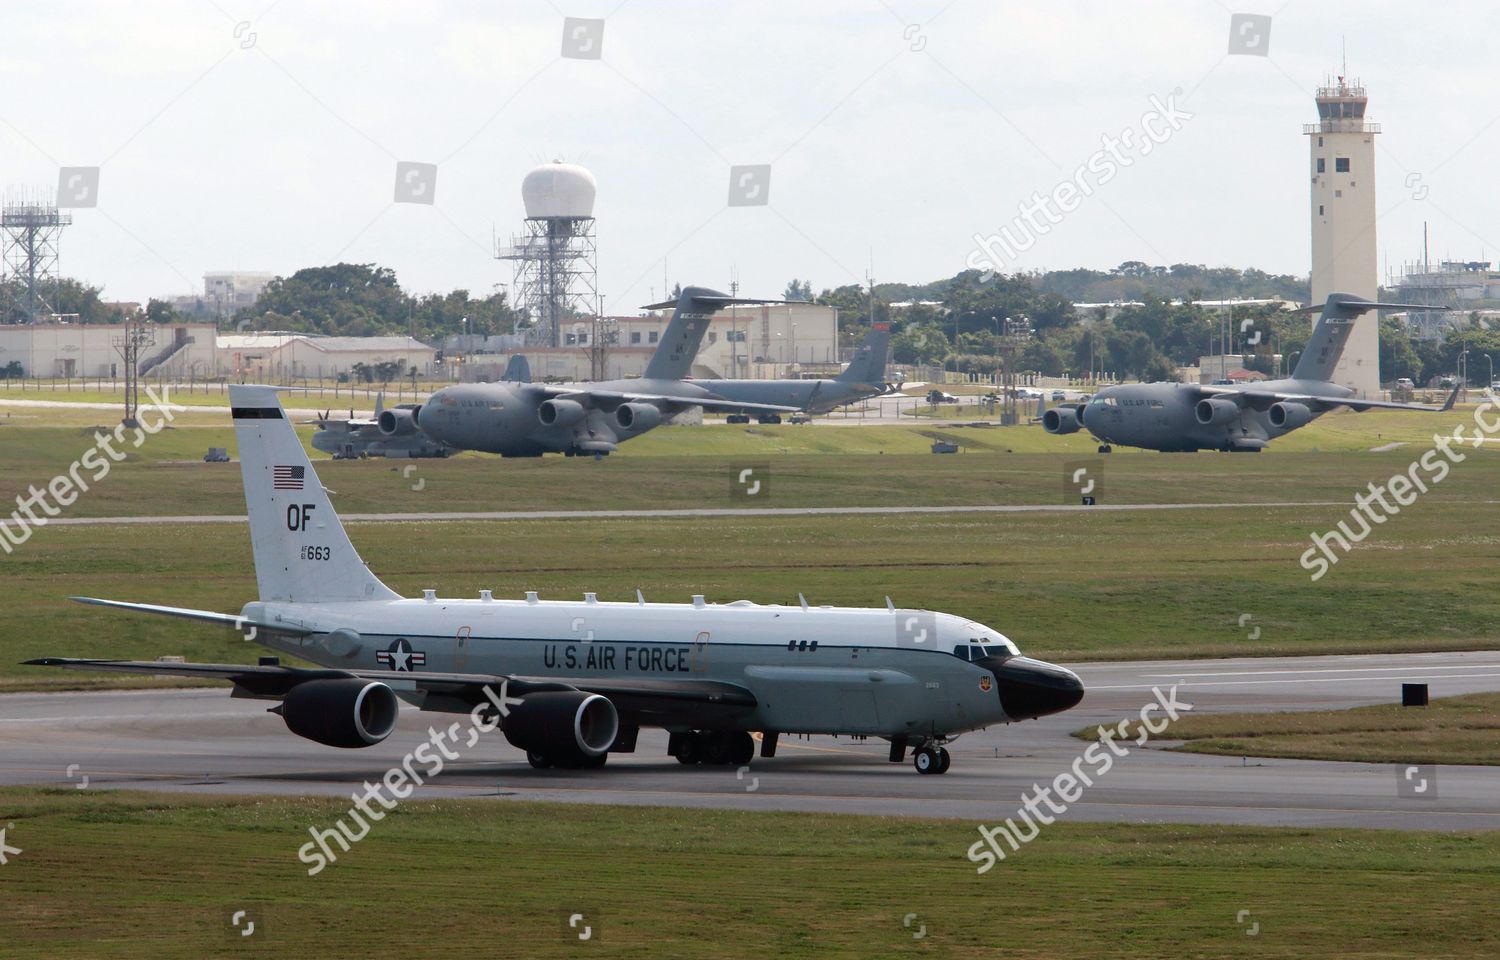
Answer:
376;638;427;672
979;675;993;693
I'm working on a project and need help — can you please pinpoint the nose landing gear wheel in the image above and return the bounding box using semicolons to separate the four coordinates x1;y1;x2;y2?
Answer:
527;751;552;769
936;747;951;774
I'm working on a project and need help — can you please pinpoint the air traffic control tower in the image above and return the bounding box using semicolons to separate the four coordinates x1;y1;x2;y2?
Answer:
1305;77;1380;398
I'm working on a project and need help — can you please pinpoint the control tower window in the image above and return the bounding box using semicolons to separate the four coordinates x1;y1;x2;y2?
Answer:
1316;158;1325;173
1335;157;1350;173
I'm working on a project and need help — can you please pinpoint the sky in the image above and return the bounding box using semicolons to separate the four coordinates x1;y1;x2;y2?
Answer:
2;0;1497;312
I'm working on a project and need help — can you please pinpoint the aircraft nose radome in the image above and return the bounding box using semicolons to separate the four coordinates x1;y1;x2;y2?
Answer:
992;656;1084;720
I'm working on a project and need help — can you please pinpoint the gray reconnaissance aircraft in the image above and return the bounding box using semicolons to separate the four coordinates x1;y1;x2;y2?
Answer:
408;287;891;456
29;385;1085;777
1043;293;1458;453
309;394;451;460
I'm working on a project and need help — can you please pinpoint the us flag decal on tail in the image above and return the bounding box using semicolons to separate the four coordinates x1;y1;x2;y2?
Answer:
273;465;305;490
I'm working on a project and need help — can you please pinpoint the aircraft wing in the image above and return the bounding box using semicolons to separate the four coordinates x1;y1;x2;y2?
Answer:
536;385;801;414
1195;381;1461;413
23;658;759;717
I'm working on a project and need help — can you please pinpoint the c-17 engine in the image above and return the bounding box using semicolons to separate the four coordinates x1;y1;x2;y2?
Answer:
1195;398;1241;426
377;407;421;436
1268;401;1314;429
1042;405;1085;434
614;403;662;432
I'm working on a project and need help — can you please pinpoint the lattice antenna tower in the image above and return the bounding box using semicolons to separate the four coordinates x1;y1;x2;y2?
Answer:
1;188;71;323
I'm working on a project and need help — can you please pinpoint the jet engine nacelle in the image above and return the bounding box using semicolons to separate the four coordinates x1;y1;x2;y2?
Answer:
538;398;587;428
1268;401;1314;429
1195;397;1242;426
1042;406;1083;434
377;408;420;437
277;678;400;748
614;402;662;432
502;691;619;760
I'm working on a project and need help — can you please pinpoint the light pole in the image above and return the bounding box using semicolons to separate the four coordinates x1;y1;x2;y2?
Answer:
1486;353;1494;390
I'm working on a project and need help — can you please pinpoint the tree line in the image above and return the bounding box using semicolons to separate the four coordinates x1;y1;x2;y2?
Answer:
4;261;1493;385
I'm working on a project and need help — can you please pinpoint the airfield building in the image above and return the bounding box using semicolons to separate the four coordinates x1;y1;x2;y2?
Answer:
458;301;841;382
0;320;217;379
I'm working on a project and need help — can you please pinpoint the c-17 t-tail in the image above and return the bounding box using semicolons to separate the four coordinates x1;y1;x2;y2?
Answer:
1043;293;1458;453
27;385;1083;775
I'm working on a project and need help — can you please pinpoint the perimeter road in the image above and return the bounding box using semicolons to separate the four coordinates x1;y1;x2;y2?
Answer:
45;501;1351;526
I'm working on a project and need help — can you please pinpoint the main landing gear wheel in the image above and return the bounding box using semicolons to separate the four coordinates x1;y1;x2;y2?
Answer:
914;745;952;775
528;750;608;770
1098;444;1112;454
674;731;755;766
726;732;755;767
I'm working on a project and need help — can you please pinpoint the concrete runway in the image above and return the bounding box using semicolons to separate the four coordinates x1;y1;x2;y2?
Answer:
2;651;1496;830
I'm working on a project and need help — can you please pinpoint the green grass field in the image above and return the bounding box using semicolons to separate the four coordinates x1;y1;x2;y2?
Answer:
7;492;1500;691
1;789;1495;959
1076;693;1500;766
4;402;1500;516
5;400;1500;690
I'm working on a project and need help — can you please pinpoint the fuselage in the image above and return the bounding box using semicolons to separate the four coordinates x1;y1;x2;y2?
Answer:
1080;378;1346;452
417;375;884;455
243;594;1081;737
417;379;697;455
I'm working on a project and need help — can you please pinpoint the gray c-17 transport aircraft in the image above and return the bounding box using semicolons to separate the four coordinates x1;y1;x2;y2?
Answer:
1042;293;1458;453
402;286;892;456
27;385;1084;774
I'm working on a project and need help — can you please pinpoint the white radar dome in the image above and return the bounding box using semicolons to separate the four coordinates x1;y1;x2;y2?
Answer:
521;161;596;219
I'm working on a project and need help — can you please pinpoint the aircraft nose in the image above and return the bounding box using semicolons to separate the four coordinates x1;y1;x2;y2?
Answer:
985;656;1085;720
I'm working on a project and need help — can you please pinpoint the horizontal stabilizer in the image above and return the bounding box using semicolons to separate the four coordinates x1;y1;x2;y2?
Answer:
69;596;314;636
1294;294;1453;317
639;294;795;311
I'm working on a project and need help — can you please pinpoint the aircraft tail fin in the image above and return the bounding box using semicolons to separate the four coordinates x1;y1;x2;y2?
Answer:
230;385;400;604
837;322;891;384
501;354;532;383
640;287;793;381
1291;293;1446;383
